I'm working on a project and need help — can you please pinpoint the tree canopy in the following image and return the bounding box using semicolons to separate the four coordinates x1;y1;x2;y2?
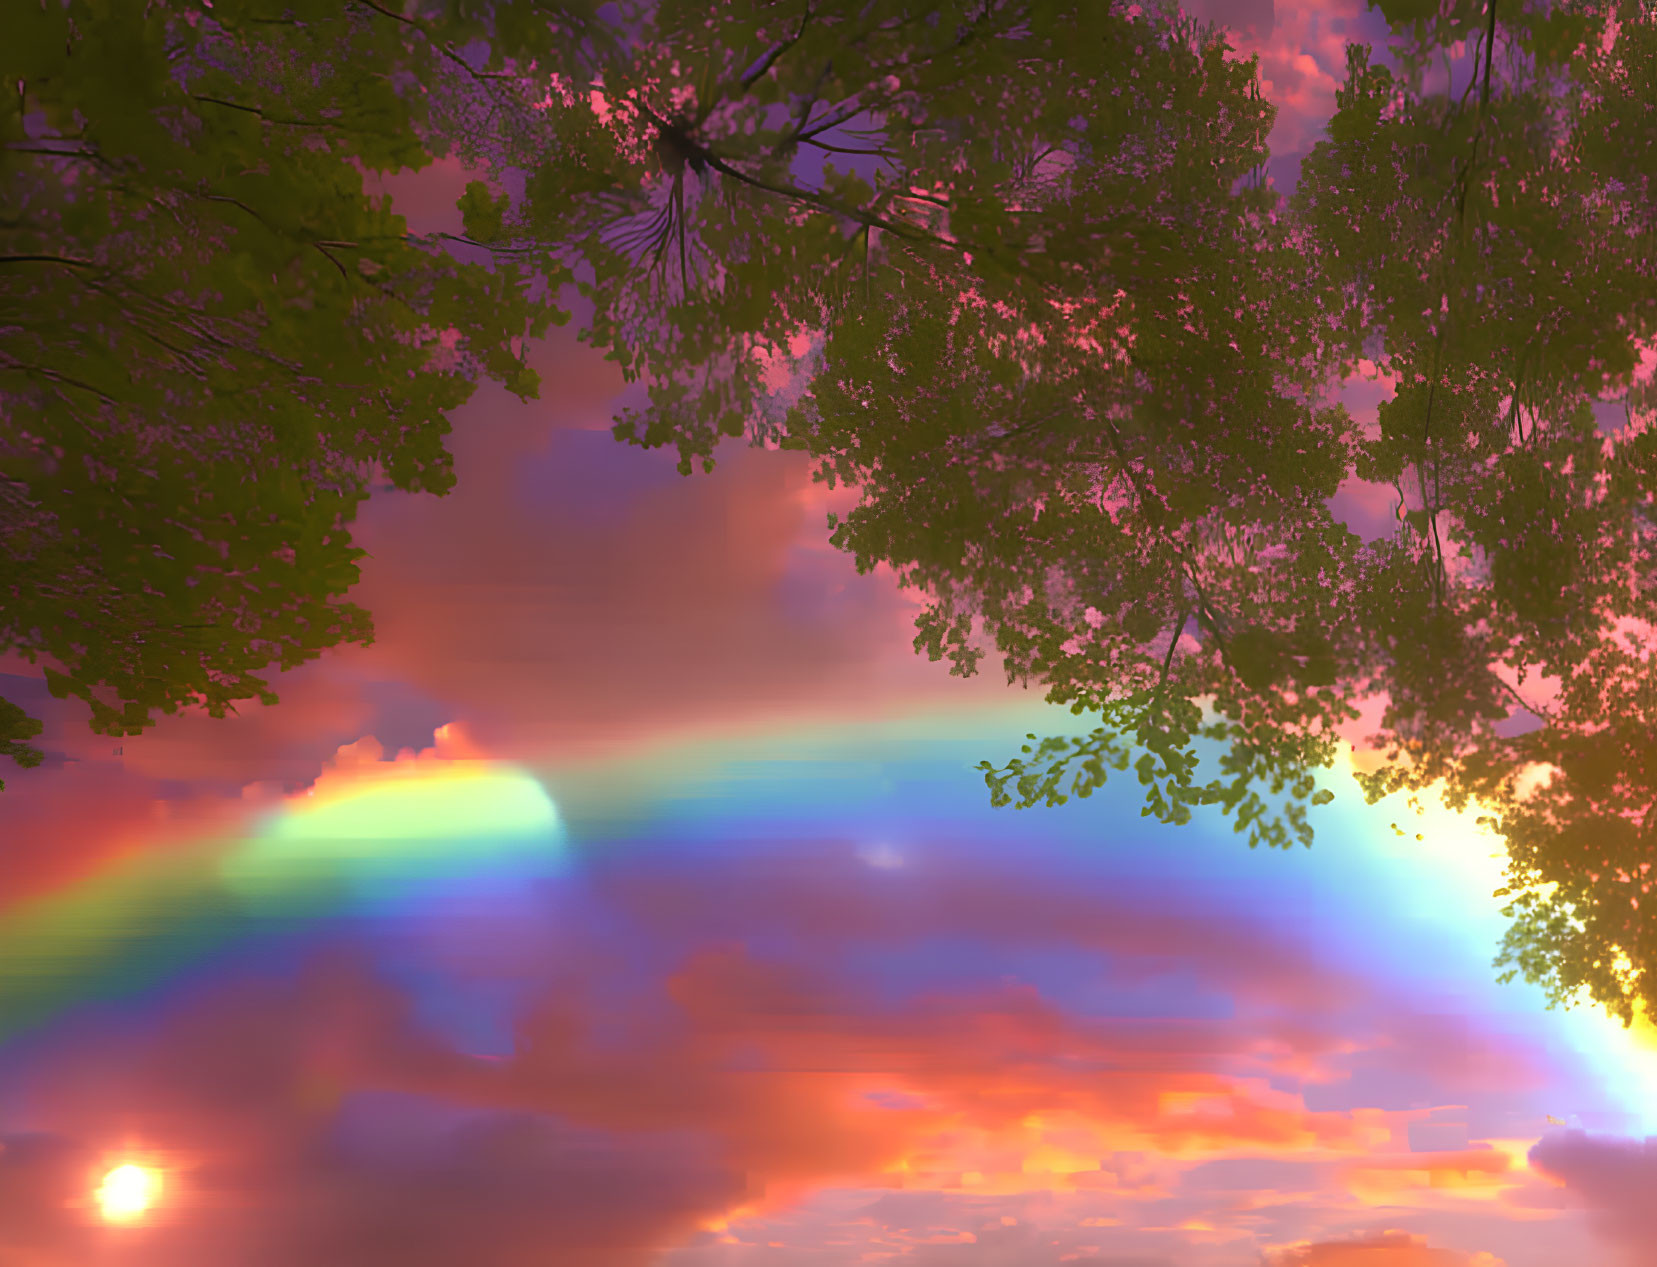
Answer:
457;0;1358;850
444;0;1657;1022
0;0;563;784
1293;0;1657;1022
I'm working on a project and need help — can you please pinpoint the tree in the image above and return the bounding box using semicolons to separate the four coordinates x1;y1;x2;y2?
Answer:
1293;0;1657;1023
0;695;43;791
456;0;1657;1022
1;0;564;771
457;0;1360;847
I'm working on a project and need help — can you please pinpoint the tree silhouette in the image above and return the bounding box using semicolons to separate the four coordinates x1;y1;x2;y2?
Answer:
460;0;1361;848
1294;0;1657;1023
458;0;1657;1022
1;1;561;770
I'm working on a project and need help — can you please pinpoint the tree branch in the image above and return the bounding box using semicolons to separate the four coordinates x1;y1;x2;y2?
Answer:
1093;405;1240;677
1492;669;1556;725
191;94;345;129
0;358;122;406
1153;606;1188;696
0;254;99;269
803;138;894;157
1480;0;1498;113
739;6;813;89
635;101;961;252
348;0;518;84
795;101;866;143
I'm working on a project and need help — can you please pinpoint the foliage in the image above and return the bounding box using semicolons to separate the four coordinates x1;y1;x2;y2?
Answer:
458;0;1364;850
455;0;1657;1021
0;695;43;791
0;1;563;753
1293;0;1657;1023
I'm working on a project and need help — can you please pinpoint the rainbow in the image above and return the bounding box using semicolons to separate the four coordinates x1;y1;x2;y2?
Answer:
0;747;562;1047
6;699;1657;1140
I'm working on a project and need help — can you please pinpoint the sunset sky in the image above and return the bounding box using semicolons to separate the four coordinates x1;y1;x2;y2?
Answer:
5;3;1657;1266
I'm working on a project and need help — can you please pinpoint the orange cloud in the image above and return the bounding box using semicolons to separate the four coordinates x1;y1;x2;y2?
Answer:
1337;1146;1527;1212
0;763;1578;1266
1266;1230;1506;1265
0;869;1578;1267
112;661;381;792
442;944;1386;1221
0;719;502;911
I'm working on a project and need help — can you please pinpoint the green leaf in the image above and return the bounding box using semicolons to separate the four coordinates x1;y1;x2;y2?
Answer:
458;179;510;243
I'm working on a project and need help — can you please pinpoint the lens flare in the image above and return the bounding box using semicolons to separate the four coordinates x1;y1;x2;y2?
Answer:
96;1163;161;1223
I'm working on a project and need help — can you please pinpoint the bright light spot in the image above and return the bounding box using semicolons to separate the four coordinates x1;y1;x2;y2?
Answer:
858;842;905;870
97;1164;161;1223
269;768;557;842
223;765;563;900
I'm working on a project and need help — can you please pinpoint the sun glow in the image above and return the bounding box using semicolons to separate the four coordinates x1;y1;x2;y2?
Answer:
1331;747;1657;1132
96;1163;161;1223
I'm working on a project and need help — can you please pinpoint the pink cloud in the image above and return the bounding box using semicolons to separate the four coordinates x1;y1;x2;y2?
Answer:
6;303;993;812
1528;1130;1657;1266
0;939;1355;1265
109;661;380;791
0;825;1584;1266
341;360;1010;767
0;760;250;907
366;156;476;239
1201;0;1376;164
0;951;740;1267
